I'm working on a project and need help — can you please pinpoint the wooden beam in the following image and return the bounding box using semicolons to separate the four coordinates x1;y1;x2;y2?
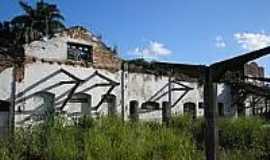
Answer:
211;46;270;81
204;68;218;160
245;76;270;83
59;82;80;111
233;82;270;98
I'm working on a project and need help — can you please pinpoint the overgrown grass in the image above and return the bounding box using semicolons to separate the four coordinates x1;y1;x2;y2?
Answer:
0;116;202;160
0;115;269;160
219;116;270;159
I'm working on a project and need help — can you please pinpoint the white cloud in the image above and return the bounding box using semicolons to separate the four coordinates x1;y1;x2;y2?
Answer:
215;35;226;48
234;32;270;51
131;41;172;59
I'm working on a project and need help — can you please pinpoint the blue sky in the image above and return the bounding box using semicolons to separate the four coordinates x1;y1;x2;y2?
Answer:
0;0;269;75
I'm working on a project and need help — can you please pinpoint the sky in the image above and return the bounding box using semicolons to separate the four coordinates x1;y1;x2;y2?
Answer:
0;0;269;75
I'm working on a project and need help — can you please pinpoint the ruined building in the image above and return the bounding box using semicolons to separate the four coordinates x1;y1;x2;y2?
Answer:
0;27;268;130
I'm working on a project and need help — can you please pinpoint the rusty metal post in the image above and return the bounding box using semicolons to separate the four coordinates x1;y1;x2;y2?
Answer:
162;101;171;126
204;68;218;160
129;100;139;122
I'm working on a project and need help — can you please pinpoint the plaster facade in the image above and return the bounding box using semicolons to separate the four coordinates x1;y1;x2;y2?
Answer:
0;27;234;126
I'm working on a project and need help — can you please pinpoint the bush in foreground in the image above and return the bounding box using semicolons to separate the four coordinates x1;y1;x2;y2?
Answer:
0;115;269;160
0;116;203;160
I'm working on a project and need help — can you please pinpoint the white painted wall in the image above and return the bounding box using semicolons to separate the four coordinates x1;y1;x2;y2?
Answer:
0;68;12;100
13;62;121;125
0;62;234;125
24;35;100;60
0;32;233;125
24;37;68;60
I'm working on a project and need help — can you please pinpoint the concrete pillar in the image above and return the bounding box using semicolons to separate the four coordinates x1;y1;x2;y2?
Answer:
162;101;171;126
121;62;128;121
129;101;139;122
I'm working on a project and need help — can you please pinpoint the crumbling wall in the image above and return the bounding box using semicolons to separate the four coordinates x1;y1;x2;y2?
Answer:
14;61;122;125
245;62;264;78
0;28;234;123
0;60;233;124
24;26;122;73
243;62;266;116
244;62;265;87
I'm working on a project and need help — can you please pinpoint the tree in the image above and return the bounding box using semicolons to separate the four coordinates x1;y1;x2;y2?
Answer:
11;1;38;43
0;0;65;58
35;0;65;37
11;0;65;43
0;21;25;58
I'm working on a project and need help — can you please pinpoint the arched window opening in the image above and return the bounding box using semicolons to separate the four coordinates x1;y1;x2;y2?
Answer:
33;92;55;120
129;100;139;121
198;102;204;109
183;102;196;119
0;100;10;112
68;93;92;116
218;103;225;116
0;100;10;137
103;94;117;116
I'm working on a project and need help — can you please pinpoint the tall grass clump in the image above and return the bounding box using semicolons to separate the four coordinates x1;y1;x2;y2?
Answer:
219;116;270;159
0;115;269;160
84;117;203;160
0;116;203;160
171;115;205;149
171;115;270;160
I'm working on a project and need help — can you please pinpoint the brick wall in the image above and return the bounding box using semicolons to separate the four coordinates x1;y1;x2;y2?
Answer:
245;62;264;78
63;26;122;71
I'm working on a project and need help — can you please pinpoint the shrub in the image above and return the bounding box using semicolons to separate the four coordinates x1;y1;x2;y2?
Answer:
218;116;265;149
251;126;270;159
219;116;270;159
84;117;203;160
171;115;205;149
219;149;258;160
0;115;268;160
0;116;203;160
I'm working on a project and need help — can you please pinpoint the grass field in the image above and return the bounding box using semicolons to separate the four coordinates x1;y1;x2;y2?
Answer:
0;115;269;160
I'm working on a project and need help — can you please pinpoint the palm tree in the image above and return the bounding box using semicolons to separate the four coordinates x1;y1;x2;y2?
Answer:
0;21;25;58
35;0;65;37
0;0;65;58
11;1;37;43
11;0;65;42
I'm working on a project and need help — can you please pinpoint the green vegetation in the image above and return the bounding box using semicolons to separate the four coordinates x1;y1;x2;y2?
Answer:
0;116;269;160
12;0;65;42
0;0;65;58
219;117;270;159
